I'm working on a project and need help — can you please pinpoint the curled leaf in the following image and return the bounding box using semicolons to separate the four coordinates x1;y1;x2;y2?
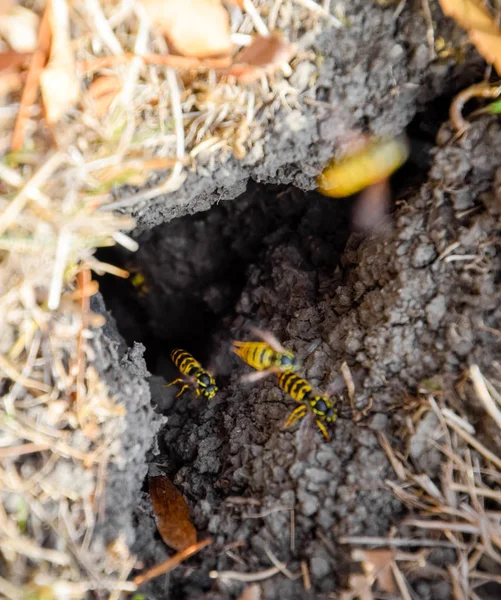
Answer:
227;32;294;83
140;0;232;58
149;475;197;551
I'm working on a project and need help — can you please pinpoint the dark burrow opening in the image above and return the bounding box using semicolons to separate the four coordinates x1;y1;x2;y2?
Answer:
95;177;416;596
97;182;356;381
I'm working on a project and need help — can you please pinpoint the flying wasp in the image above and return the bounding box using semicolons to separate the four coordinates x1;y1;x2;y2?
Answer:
166;349;218;399
232;328;301;383
277;372;338;441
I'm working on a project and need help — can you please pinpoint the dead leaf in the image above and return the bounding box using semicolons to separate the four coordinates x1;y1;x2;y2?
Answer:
39;0;79;125
0;50;32;71
88;75;121;117
237;584;261;600
149;475;197;551
438;0;501;74
140;0;232;58
340;573;374;600
352;548;397;594
0;5;39;52
226;32;294;83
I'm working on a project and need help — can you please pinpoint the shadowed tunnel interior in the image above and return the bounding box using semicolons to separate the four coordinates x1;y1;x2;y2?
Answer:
96;182;356;381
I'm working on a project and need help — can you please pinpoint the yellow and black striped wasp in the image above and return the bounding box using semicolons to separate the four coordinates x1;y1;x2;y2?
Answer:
232;328;301;383
277;372;338;441
166;349;218;399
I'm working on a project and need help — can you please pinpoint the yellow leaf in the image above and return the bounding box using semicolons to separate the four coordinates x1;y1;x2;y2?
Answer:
438;0;501;74
140;0;232;58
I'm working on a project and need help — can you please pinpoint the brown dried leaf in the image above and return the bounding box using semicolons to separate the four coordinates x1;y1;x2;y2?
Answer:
0;50;31;71
88;75;121;117
39;0;79;125
140;0;232;58
340;574;374;600
352;548;397;594
0;5;39;52
149;475;197;551
227;32;294;83
438;0;501;74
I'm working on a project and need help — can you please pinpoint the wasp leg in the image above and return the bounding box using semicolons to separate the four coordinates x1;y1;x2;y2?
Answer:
283;405;307;429
164;378;184;388
316;420;331;441
175;384;190;398
195;388;201;398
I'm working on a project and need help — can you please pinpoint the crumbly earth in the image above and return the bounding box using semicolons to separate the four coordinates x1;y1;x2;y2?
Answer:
92;2;501;599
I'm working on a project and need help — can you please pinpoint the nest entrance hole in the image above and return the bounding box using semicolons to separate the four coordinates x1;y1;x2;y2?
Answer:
96;182;355;381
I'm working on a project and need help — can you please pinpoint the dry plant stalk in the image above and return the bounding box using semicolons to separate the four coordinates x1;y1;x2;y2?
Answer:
344;382;501;598
0;0;336;596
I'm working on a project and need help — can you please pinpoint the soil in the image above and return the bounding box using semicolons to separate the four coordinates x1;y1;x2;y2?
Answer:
92;1;501;599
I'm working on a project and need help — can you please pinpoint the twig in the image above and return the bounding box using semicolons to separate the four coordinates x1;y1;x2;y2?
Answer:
0;443;50;458
470;364;501;429
167;68;185;162
0;354;51;394
0;576;22;600
450;83;501;136
11;1;52;151
445;417;501;470
390;561;413;600
79;52;232;73
420;0;435;60
84;0;124;55
403;519;480;534
210;566;283;582
301;561;311;590
264;548;300;580
243;0;269;37
0;151;64;236
48;228;71;310
339;536;462;549
291;0;342;27
133;538;212;586
378;431;407;480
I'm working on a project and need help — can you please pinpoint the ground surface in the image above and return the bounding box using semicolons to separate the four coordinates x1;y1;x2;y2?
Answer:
92;1;501;599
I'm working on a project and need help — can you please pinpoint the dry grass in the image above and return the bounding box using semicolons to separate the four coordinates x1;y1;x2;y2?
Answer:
340;366;501;599
0;0;338;597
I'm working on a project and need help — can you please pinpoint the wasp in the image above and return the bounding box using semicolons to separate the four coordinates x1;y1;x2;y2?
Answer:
232;328;301;383
277;372;338;441
126;265;151;297
316;135;410;198
166;349;218;399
